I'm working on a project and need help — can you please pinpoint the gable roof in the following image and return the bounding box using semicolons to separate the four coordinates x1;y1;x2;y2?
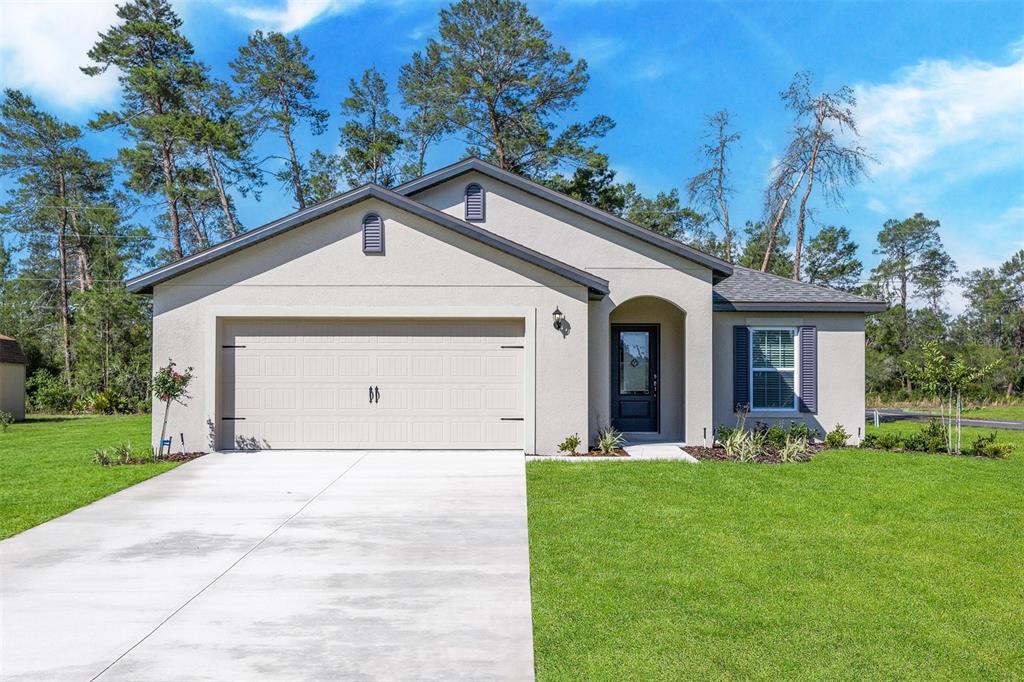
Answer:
126;184;610;298
395;158;734;281
712;266;887;312
0;335;28;364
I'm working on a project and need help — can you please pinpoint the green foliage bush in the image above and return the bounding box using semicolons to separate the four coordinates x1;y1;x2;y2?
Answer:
966;432;1015;459
786;421;817;443
901;418;947;453
557;433;582;455
824;424;851;449
92;442;155;466
595;426;626;455
26;369;76;413
755;422;787;448
0;410;13;432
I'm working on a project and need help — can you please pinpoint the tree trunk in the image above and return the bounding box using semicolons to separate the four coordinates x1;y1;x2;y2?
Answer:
158;399;171;457
761;167;807;272
485;100;506;170
160;141;183;259
278;83;306;209
792;141;821;281
68;209;93;291
57;173;72;384
205;147;238;238
719;195;733;263
183;199;208;249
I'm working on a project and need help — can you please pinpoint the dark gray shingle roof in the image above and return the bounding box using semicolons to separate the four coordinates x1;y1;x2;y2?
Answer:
713;266;886;312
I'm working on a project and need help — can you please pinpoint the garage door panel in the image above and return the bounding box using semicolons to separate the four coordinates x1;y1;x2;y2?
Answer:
220;319;525;450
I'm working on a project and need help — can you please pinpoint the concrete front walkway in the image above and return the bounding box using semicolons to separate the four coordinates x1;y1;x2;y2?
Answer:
1;451;534;681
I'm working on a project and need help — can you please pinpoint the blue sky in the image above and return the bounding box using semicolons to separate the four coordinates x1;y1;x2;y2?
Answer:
2;0;1022;311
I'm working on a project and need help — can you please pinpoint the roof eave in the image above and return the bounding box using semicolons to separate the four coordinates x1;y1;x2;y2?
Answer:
713;301;888;313
126;184;609;297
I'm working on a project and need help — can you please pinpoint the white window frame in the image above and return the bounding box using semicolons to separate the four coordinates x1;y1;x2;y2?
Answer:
749;326;800;412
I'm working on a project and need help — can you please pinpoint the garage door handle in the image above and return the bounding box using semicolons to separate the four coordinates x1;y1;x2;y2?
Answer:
369;386;373;404
374;386;380;404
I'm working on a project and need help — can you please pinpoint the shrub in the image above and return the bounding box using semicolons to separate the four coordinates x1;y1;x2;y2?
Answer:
901;420;946;453
779;435;809;463
861;432;901;450
824;424;851;449
0;410;13;432
92;442;155;466
787;421;816;443
595;426;626;455
724;428;763;463
26;369;75;413
755;422;787;449
557;433;582;455
966;432;1014;459
715;424;736;445
85;388;132;415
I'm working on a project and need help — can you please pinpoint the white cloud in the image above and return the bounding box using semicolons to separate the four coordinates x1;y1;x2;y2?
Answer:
0;0;121;110
225;0;365;33
866;198;888;214
855;47;1024;178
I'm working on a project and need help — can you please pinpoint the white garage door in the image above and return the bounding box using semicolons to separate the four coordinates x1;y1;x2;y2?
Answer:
220;319;525;450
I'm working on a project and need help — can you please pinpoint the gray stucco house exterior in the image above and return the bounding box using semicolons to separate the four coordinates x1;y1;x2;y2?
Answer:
127;158;884;454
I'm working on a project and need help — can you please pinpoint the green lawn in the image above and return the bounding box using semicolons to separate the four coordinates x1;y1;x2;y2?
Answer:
962;405;1024;421
527;423;1024;681
0;414;177;539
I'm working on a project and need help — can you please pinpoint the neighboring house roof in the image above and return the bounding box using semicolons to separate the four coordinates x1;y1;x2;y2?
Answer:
712;266;887;312
0;335;28;364
125;184;610;298
394;158;734;281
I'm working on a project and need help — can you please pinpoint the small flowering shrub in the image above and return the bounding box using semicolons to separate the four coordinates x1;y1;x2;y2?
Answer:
557;433;582;455
154;360;194;456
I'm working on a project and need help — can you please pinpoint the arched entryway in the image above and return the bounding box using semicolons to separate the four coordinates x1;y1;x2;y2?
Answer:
608;296;686;441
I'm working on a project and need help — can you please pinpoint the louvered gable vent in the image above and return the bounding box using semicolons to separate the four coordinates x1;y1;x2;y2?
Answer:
465;183;484;221
362;213;383;253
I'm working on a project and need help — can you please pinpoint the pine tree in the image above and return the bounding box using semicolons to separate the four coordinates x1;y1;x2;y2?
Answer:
230;30;328;209
338;67;403;187
83;0;207;260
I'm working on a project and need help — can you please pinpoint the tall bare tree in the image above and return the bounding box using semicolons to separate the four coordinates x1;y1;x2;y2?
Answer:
687;110;740;262
761;72;871;279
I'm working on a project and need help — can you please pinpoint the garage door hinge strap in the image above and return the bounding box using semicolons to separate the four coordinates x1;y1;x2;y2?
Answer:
221;345;247;349
221;417;246;421
500;417;524;421
500;345;524;349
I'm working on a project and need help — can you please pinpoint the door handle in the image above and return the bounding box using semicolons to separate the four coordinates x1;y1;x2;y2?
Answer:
374;386;380;404
653;373;658;396
369;386;373;404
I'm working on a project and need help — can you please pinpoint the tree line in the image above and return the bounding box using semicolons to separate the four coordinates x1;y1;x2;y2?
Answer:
1;0;1021;414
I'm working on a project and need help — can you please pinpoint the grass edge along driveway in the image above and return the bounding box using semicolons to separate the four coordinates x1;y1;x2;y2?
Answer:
527;423;1024;681
0;414;177;539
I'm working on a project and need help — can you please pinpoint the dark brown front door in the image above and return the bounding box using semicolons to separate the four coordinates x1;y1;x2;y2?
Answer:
611;324;659;432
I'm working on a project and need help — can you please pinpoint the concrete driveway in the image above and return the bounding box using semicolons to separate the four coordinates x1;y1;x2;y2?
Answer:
1;451;534;681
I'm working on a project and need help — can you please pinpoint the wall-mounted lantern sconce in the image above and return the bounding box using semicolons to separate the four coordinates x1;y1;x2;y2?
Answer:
552;307;564;331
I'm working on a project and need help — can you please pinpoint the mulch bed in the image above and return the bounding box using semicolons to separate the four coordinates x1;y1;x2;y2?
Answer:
681;443;824;464
561;449;629;457
157;451;208;463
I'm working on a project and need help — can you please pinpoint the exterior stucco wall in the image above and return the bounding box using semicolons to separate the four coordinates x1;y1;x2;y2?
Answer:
609;297;686;442
712;312;866;444
414;172;715;445
0;363;26;421
151;198;589;454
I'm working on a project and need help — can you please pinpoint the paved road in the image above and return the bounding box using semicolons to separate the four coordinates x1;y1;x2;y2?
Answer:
1;451;535;681
867;408;1024;431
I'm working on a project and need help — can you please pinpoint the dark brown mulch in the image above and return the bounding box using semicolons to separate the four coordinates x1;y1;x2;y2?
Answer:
680;443;824;464
570;449;629;457
157;451;208;463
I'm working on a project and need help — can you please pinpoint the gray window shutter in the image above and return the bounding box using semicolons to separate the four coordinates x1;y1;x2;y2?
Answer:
362;213;383;253
799;326;817;413
465;183;484;221
733;326;750;411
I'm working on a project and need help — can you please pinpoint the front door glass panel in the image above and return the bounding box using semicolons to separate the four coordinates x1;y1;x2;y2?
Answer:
619;331;650;395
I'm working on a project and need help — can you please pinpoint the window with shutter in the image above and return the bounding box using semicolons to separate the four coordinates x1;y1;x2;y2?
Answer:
465;183;484;221
750;328;798;411
362;213;383;253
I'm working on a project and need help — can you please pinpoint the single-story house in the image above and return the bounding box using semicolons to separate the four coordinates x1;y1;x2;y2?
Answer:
127;158;885;453
0;335;28;421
